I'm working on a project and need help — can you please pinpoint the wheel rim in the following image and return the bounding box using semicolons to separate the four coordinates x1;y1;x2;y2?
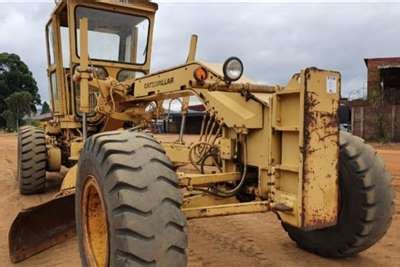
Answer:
82;176;109;267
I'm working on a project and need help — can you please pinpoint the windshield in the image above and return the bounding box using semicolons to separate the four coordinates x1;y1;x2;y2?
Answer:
75;6;149;64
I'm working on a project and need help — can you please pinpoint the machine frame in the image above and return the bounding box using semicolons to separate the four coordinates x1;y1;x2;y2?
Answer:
45;0;340;228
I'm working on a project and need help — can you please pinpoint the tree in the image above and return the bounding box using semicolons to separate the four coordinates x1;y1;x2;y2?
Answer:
0;53;40;128
1;92;33;131
41;101;51;114
1;110;14;132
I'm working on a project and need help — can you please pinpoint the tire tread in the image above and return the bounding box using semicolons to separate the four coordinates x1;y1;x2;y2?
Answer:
282;132;394;258
76;130;187;267
18;126;47;194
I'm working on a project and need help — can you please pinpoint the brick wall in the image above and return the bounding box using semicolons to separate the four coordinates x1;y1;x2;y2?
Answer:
352;103;400;141
365;57;400;98
351;58;400;141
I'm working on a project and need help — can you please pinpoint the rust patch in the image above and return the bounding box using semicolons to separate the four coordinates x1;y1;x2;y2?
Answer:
305;212;338;230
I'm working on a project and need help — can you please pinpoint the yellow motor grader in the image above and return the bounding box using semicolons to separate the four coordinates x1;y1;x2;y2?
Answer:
9;0;394;266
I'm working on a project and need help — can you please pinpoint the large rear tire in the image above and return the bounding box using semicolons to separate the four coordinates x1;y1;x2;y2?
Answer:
76;129;187;267
17;126;47;194
282;132;394;258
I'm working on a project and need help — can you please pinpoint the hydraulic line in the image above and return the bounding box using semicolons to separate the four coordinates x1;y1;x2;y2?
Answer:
192;137;248;197
203;112;215;143
210;138;247;197
210;123;223;145
198;112;207;142
206;118;217;143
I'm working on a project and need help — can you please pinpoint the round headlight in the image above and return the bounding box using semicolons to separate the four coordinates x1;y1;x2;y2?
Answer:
223;57;243;82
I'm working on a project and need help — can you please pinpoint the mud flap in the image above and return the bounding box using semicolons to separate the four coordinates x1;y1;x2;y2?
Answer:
9;192;75;263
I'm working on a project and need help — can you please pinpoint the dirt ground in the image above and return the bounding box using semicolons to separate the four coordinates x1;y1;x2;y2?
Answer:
0;133;399;267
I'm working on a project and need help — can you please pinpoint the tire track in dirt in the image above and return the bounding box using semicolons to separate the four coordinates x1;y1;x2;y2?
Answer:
188;217;274;266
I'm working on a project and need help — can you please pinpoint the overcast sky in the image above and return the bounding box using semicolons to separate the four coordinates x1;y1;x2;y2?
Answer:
0;1;399;102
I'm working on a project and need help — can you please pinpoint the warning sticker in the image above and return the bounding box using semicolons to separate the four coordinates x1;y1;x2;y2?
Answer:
326;76;337;94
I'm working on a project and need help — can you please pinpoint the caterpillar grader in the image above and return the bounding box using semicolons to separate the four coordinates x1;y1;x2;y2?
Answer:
9;0;394;266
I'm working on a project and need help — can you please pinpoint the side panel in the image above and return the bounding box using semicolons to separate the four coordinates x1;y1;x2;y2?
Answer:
273;68;340;230
133;63;263;129
301;69;340;229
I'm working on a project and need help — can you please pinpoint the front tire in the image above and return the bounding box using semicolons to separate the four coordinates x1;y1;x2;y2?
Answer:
282;132;394;258
76;129;187;267
17;126;47;194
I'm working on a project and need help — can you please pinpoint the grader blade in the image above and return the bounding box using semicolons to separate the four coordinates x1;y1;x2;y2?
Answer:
9;192;75;263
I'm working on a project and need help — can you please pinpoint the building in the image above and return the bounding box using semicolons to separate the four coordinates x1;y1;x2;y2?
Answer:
351;57;400;141
365;57;400;104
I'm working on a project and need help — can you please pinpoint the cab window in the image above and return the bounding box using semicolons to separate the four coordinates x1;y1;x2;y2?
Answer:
75;6;150;64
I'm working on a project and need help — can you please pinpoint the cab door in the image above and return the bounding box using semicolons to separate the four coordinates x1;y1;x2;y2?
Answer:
46;19;60;115
45;12;69;116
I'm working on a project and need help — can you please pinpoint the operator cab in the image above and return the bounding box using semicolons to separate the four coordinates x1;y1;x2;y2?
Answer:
45;0;157;117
